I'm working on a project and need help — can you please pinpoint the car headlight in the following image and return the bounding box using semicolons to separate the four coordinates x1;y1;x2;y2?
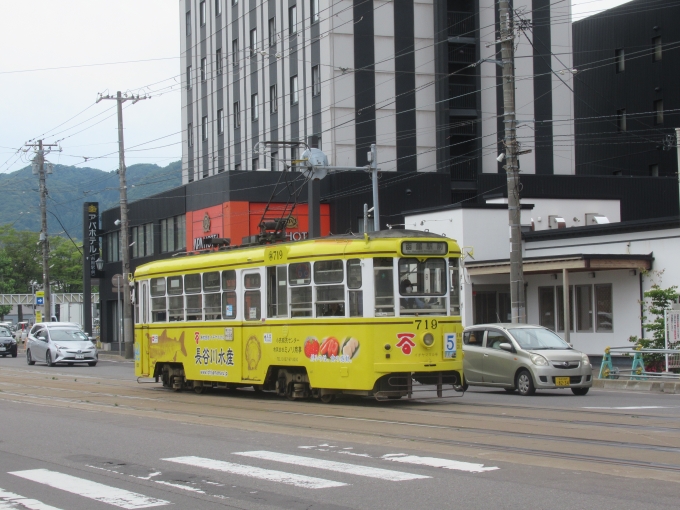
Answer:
530;353;549;366
55;344;66;351
581;353;590;366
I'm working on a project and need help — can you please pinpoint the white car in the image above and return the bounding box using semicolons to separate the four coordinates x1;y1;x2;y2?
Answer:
26;322;98;367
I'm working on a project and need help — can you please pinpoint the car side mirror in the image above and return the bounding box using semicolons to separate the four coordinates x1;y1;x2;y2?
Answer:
499;342;514;352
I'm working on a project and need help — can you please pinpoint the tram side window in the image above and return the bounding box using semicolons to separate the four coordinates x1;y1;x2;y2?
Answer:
450;258;460;316
134;282;140;323
244;272;261;321
203;271;221;320
347;259;363;317
150;277;167;322
314;260;345;317
184;273;202;320
222;269;237;320
374;258;394;316
267;266;288;317
167;276;184;321
289;262;312;317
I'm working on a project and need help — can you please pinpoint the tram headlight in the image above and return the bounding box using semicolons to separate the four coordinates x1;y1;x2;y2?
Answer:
422;332;435;348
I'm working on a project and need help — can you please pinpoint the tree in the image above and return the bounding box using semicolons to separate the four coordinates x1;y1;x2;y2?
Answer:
49;237;83;293
0;225;42;294
0;251;14;319
629;279;679;372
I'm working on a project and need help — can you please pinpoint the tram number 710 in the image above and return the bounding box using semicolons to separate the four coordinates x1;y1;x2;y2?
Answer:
414;319;438;330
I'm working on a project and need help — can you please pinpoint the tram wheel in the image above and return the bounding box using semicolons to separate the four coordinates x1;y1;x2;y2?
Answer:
319;394;335;404
194;385;205;394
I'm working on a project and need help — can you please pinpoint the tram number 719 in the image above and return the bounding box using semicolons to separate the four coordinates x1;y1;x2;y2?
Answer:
414;319;438;330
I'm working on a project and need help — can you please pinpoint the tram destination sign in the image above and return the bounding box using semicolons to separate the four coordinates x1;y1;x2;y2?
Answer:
401;241;448;256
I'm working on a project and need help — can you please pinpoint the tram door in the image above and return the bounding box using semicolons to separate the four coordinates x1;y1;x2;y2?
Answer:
242;270;264;382
139;281;150;375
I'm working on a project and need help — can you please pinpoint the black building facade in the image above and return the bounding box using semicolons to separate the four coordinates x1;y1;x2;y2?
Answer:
573;0;680;176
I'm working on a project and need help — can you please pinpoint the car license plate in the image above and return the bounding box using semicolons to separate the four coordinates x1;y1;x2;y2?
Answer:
0;347;5;351
555;376;570;387
75;355;84;359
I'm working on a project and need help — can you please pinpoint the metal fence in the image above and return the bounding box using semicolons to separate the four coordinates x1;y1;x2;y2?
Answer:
449;83;476;110
447;11;476;37
599;346;680;381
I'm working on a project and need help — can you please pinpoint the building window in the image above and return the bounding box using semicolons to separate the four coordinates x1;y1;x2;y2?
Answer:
654;99;663;124
270;84;278;113
132;223;154;258
311;0;319;23
538;287;555;331
250;27;258;56
200;1;206;26
615;49;624;73
251;93;259;120
201;57;207;81
188;123;193;147
186;65;192;89
106;231;120;262
217;108;224;134
289;5;297;35
290;75;298;104
649;164;659;176
234;102;240;128
235;163;241;171
202;115;208;141
575;285;592;332
232;38;238;67
161;215;186;253
232;0;237;5
269;17;276;47
252;157;259;170
215;0;222;16
186;10;191;36
595;284;613;332
653;36;662;62
271;151;278;170
312;65;321;96
617;109;626;132
216;48;222;75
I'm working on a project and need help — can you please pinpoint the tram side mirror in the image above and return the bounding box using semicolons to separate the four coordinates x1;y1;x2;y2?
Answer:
499;343;513;352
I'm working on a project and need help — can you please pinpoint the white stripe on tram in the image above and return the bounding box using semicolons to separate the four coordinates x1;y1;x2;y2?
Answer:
162;456;346;489
0;487;63;510
9;470;170;509
233;451;430;481
381;454;499;473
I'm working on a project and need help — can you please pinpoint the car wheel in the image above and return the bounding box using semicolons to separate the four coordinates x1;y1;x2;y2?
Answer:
12;350;18;358
504;388;516;393
571;387;589;396
88;361;97;367
67;363;74;366
26;350;35;365
516;370;536;396
46;351;55;367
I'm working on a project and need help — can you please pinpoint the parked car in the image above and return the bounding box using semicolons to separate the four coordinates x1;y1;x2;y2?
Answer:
26;322;98;367
462;324;593;396
0;326;18;357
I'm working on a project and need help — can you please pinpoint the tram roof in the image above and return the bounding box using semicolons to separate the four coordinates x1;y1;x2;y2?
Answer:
135;229;459;279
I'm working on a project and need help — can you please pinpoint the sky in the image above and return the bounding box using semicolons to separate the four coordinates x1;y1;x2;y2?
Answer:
0;0;633;175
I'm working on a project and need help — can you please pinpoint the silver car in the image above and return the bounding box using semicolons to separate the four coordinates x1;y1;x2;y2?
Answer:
462;324;592;396
26;322;98;367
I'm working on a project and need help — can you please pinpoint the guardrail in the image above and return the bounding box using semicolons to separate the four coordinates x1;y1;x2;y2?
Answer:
599;346;680;381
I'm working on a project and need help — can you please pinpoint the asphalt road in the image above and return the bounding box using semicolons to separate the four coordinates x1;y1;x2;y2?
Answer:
1;355;679;510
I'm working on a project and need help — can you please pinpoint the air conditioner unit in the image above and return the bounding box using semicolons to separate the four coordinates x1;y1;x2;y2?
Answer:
585;213;609;225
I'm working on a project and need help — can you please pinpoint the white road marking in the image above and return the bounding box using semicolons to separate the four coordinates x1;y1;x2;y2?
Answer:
9;470;169;509
163;456;346;489
0;488;63;510
583;406;677;410
382;454;499;473
233;451;430;481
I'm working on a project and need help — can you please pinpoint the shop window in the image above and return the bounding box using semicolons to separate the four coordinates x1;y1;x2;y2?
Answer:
595;284;613;332
575;285;593;332
538;286;555;330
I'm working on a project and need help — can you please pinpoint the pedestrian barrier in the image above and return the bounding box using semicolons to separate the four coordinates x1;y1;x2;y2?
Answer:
599;345;680;381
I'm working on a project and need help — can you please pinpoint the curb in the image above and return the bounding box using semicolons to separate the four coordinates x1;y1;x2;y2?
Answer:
593;378;680;394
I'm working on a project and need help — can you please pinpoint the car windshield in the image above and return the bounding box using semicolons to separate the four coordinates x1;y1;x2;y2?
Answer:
0;328;10;337
510;328;571;350
49;329;89;342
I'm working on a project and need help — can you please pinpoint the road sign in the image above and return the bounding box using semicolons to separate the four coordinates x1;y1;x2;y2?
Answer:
36;297;44;305
112;274;124;291
36;291;44;298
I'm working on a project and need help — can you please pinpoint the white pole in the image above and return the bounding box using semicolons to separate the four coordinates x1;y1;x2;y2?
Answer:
117;277;122;357
664;308;669;372
370;144;380;232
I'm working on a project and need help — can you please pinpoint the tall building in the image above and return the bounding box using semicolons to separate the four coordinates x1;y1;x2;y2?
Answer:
180;0;576;193
573;0;680;176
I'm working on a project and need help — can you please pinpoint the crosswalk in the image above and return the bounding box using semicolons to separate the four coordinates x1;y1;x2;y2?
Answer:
2;446;499;509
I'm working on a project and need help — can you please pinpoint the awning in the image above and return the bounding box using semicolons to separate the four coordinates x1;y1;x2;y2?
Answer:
465;253;653;276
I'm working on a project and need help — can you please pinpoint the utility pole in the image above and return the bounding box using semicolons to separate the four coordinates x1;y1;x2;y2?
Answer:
26;140;58;322
499;0;526;323
676;128;680;214
97;91;148;358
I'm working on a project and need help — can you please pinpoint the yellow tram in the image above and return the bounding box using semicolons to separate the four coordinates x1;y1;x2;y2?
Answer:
133;230;464;401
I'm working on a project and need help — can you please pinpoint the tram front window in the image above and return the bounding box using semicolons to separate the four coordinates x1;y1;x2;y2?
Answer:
398;258;446;315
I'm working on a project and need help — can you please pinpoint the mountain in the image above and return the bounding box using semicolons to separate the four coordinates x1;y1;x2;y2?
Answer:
0;161;182;238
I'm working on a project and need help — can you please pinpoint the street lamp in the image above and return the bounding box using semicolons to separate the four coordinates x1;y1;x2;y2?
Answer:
95;258;104;272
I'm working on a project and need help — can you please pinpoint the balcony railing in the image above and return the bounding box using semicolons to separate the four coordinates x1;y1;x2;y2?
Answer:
448;44;476;64
449;158;477;181
448;11;476;38
449;83;476;110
